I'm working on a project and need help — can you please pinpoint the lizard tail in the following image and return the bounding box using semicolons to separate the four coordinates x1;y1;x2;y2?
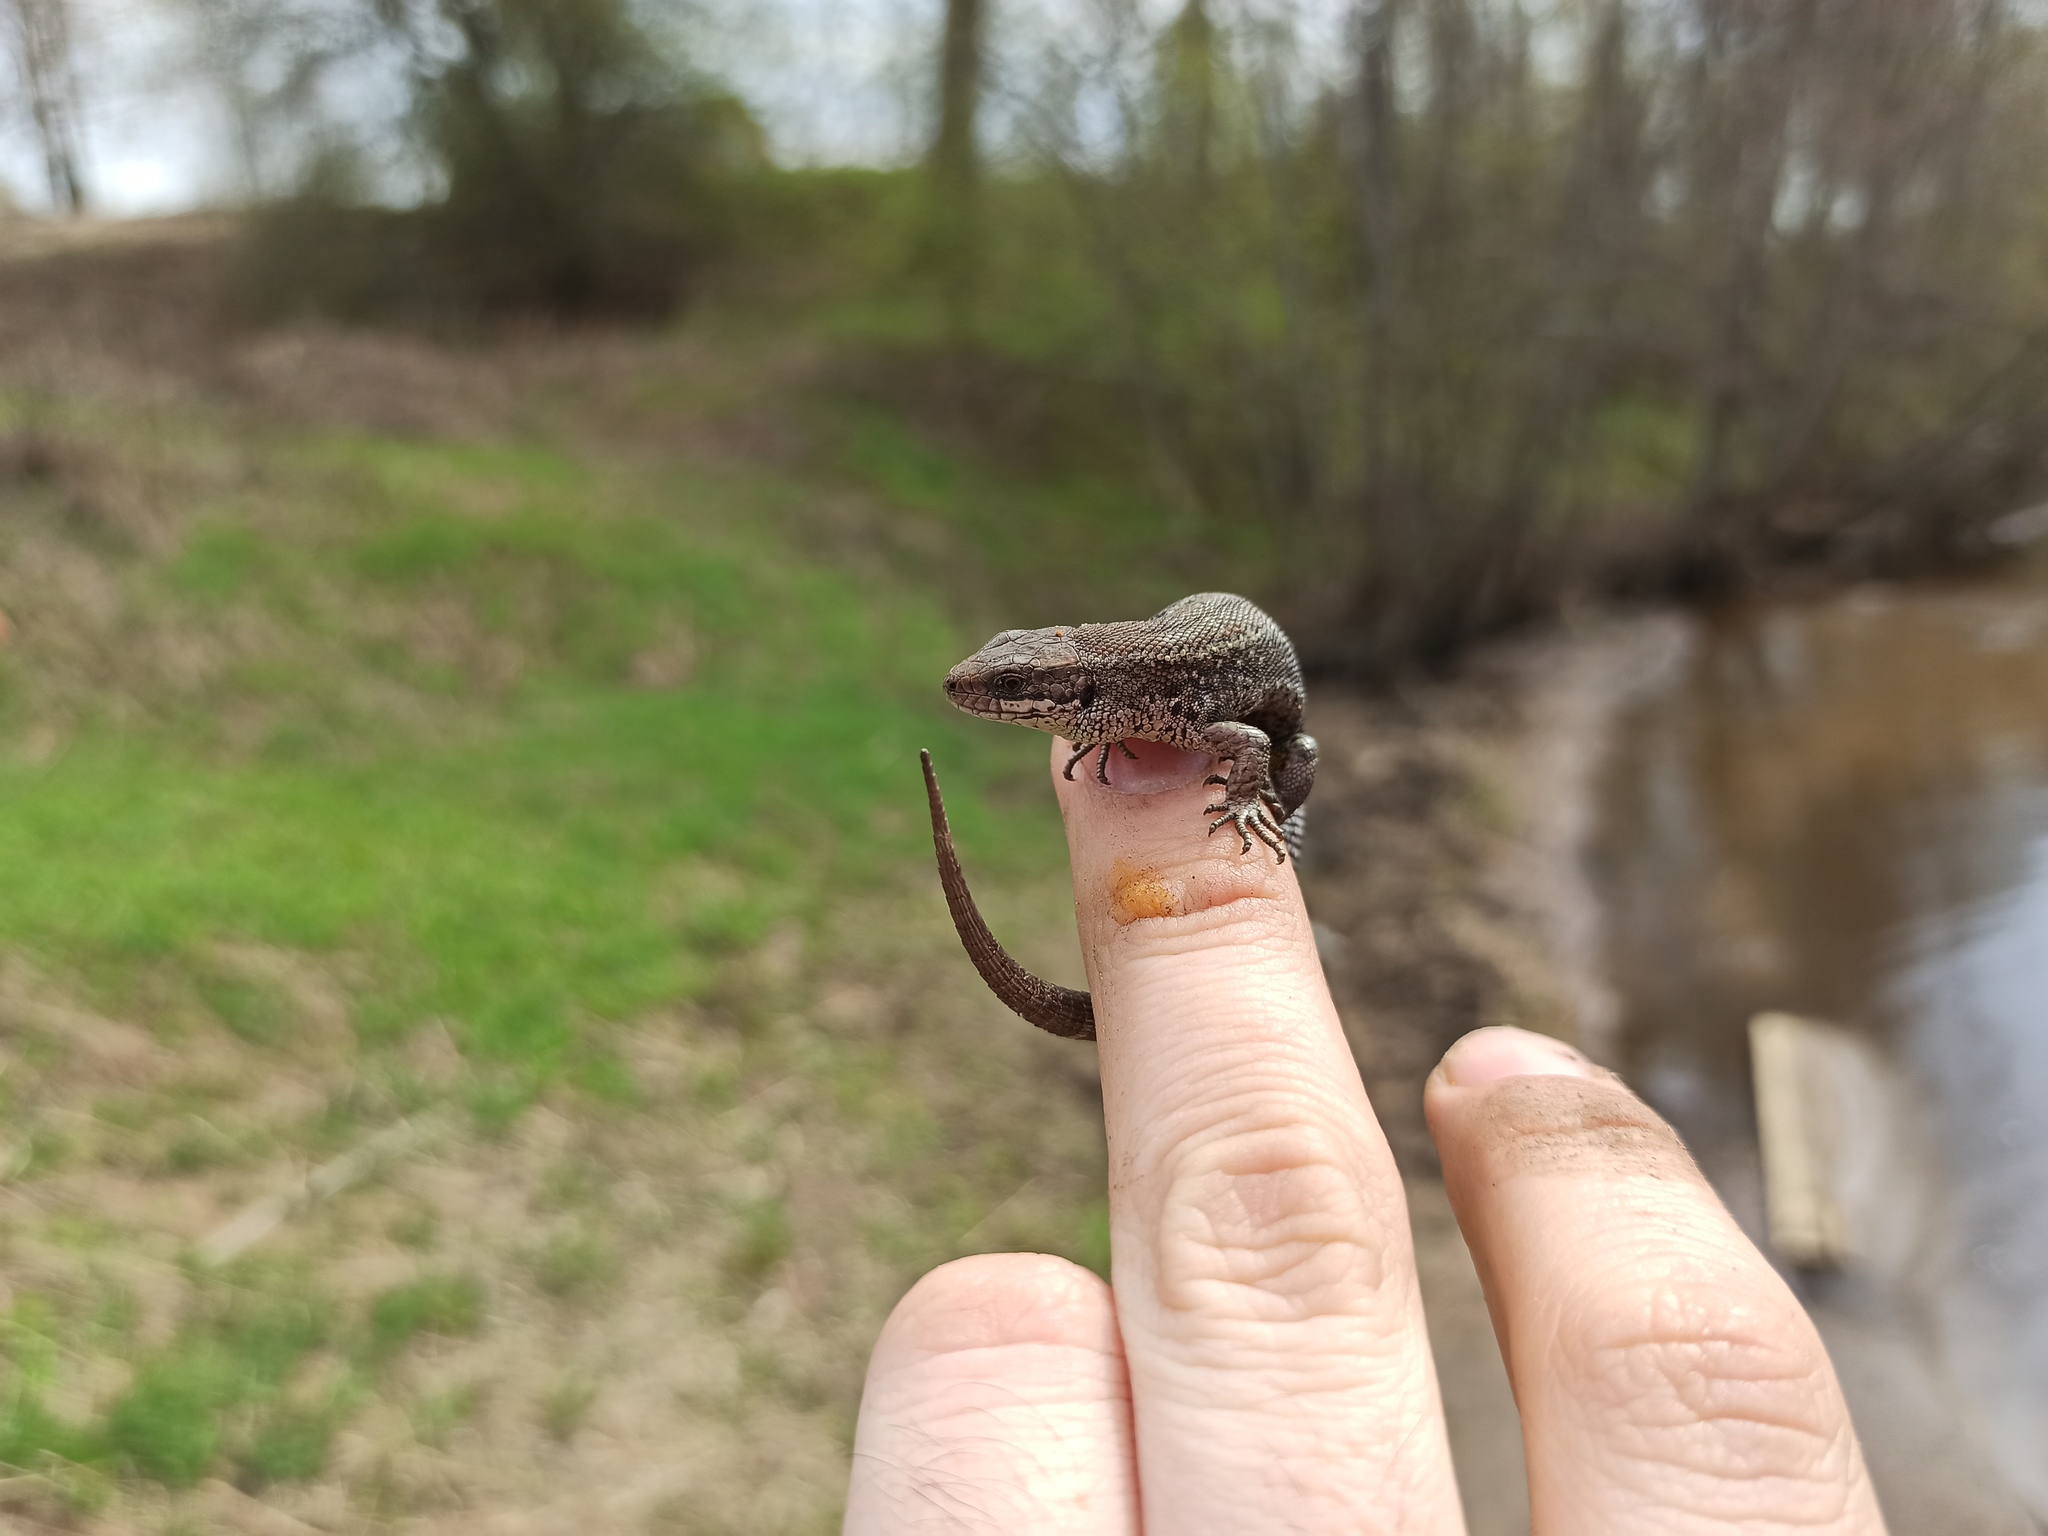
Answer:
920;750;1097;1042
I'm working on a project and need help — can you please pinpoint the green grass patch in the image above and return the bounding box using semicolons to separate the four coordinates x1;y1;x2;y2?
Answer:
0;426;1064;1073
725;1197;792;1287
368;1272;486;1357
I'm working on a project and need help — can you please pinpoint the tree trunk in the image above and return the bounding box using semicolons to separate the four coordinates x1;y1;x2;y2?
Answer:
6;0;87;214
927;0;986;333
1160;0;1218;193
1349;0;1399;502
1681;0;1818;553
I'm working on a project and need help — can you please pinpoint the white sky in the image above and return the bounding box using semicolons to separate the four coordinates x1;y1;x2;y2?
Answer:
0;0;1356;216
0;0;945;214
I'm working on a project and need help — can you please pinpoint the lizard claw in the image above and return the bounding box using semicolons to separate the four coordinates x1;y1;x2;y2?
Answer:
1094;741;1142;783
1208;801;1288;862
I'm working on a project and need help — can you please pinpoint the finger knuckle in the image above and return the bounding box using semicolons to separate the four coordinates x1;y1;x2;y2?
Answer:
1554;1273;1864;1518
1150;1109;1391;1324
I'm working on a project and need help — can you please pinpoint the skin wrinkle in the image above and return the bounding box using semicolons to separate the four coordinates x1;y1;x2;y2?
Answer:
1106;853;1278;926
1526;1214;1861;1522
1126;1063;1381;1161
1136;1336;1426;1411
1097;899;1300;968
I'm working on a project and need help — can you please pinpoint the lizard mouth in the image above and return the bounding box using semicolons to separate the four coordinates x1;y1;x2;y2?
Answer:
949;695;1064;723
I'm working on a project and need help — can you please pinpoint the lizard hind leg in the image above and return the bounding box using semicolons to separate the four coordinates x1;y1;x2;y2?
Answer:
1271;732;1319;820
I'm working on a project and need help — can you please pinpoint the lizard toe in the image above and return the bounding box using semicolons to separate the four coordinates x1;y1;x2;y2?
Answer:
1206;802;1289;863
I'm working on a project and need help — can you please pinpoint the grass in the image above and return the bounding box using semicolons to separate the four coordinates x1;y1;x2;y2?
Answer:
368;1273;486;1356
0;422;1053;1065
0;339;1119;1523
1;1273;337;1489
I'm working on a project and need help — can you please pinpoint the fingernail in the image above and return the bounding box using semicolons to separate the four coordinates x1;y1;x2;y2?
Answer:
1442;1027;1600;1088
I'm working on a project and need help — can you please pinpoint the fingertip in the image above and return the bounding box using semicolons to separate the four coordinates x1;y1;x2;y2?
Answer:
848;1254;1138;1536
872;1252;1119;1374
1431;1027;1605;1093
1423;1032;1882;1533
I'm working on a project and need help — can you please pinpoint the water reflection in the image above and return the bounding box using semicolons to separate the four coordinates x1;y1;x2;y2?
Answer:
1593;576;2048;1514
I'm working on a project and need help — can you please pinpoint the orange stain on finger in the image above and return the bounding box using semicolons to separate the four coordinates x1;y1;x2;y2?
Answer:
1109;861;1179;924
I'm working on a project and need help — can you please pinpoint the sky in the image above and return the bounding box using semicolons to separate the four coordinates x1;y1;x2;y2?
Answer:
0;0;939;215
0;0;1358;217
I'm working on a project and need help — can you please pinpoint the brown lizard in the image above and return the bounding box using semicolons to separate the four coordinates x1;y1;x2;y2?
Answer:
921;592;1317;1039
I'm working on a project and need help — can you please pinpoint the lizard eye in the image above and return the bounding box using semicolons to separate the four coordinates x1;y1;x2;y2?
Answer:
990;671;1029;698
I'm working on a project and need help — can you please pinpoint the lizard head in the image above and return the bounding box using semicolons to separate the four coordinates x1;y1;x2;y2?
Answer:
943;627;1090;733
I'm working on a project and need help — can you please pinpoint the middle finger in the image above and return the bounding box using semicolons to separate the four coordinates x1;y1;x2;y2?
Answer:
1053;739;1466;1535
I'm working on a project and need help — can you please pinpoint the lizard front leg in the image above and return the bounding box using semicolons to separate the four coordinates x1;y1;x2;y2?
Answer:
1201;721;1288;860
1093;740;1140;783
1062;740;1140;784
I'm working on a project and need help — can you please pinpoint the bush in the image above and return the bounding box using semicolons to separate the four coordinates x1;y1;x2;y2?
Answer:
235;0;765;321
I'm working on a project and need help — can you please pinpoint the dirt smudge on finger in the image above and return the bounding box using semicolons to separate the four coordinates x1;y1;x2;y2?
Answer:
1469;1076;1705;1183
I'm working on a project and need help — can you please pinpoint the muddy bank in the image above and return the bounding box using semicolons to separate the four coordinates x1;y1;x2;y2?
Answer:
1370;603;2042;1534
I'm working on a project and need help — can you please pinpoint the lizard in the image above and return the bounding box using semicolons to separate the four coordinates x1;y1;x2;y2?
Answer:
920;592;1318;1040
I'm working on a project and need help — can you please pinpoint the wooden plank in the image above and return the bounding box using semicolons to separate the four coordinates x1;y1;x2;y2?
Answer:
1750;1011;1854;1269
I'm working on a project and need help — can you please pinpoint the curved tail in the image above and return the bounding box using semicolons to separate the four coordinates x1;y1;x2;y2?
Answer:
920;750;1096;1041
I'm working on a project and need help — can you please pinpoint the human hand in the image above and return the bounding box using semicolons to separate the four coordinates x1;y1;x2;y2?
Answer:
844;738;1885;1534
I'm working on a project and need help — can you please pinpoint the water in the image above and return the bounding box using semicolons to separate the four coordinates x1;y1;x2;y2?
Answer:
1592;576;2048;1512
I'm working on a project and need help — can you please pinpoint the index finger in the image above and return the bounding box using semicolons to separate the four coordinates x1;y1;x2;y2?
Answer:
1054;737;1466;1535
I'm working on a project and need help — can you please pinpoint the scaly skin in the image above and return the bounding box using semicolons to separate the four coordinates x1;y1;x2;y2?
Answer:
926;593;1317;1038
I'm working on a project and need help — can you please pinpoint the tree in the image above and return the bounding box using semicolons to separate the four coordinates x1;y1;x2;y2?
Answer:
4;0;86;213
925;0;987;331
1156;0;1220;191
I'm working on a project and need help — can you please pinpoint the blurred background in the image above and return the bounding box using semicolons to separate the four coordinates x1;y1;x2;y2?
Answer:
1;0;2046;1530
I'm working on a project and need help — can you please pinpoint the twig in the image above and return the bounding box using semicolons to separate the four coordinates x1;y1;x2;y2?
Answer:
196;1111;451;1266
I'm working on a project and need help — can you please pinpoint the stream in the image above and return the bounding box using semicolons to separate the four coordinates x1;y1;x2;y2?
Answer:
1592;573;2048;1519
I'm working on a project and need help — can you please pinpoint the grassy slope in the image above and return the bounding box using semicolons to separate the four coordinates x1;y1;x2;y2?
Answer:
0;316;1151;1528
